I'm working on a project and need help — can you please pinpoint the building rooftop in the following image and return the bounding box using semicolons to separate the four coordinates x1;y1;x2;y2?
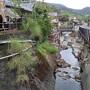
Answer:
80;25;90;30
5;8;20;19
5;0;35;12
48;12;58;17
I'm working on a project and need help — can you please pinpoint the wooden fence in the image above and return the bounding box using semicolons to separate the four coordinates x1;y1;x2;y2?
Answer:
0;21;21;31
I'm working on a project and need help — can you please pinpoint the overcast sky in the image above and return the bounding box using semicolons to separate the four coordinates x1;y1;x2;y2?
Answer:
38;0;90;9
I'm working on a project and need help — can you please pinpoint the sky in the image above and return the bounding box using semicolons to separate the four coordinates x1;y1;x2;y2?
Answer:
38;0;90;9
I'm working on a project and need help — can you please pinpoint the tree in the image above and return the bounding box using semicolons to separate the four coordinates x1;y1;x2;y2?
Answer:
33;2;53;42
59;14;69;22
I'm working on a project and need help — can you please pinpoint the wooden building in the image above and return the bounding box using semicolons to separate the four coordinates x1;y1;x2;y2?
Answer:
0;0;35;31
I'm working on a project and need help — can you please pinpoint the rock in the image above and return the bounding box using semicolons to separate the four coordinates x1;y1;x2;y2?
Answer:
69;32;76;37
68;42;72;46
65;75;71;79
62;77;67;80
75;75;81;80
72;67;79;71
75;79;81;82
55;69;61;73
76;39;82;43
72;50;79;57
57;59;71;68
62;45;68;50
62;75;71;80
61;63;71;68
58;74;64;77
56;59;65;66
62;41;68;47
63;71;68;74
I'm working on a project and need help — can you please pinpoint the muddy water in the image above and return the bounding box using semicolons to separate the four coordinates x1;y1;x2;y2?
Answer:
55;32;82;90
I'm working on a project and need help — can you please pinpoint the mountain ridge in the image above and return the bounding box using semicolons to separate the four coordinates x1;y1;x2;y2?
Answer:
48;3;90;15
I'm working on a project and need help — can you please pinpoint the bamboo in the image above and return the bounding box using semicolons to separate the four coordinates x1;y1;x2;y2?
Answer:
0;40;35;44
0;47;32;61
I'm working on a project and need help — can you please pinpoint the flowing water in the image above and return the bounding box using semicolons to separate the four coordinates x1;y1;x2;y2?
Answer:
55;48;81;90
55;32;82;90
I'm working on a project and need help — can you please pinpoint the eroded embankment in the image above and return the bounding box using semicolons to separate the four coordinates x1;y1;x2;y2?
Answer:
0;43;56;90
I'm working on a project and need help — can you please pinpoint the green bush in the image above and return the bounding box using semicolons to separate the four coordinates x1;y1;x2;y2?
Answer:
21;18;42;41
29;19;42;39
37;41;57;55
42;42;58;54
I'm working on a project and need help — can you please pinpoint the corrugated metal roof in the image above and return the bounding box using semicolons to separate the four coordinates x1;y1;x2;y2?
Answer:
5;0;14;7
5;0;34;12
20;3;34;12
5;8;20;19
0;8;20;20
80;26;90;30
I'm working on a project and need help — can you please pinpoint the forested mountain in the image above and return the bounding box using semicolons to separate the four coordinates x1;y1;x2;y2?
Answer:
48;3;90;15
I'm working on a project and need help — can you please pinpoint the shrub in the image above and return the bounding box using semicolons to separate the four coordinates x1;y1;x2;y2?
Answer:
42;41;58;54
36;41;57;56
21;18;42;41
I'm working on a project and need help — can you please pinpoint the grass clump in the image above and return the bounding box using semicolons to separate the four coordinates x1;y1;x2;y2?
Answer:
37;41;57;56
21;18;42;41
7;51;36;83
9;38;24;53
8;38;36;83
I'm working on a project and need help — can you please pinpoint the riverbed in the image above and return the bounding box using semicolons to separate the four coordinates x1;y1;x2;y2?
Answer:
55;32;82;90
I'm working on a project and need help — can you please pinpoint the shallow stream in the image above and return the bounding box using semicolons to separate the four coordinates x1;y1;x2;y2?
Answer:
55;32;82;90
